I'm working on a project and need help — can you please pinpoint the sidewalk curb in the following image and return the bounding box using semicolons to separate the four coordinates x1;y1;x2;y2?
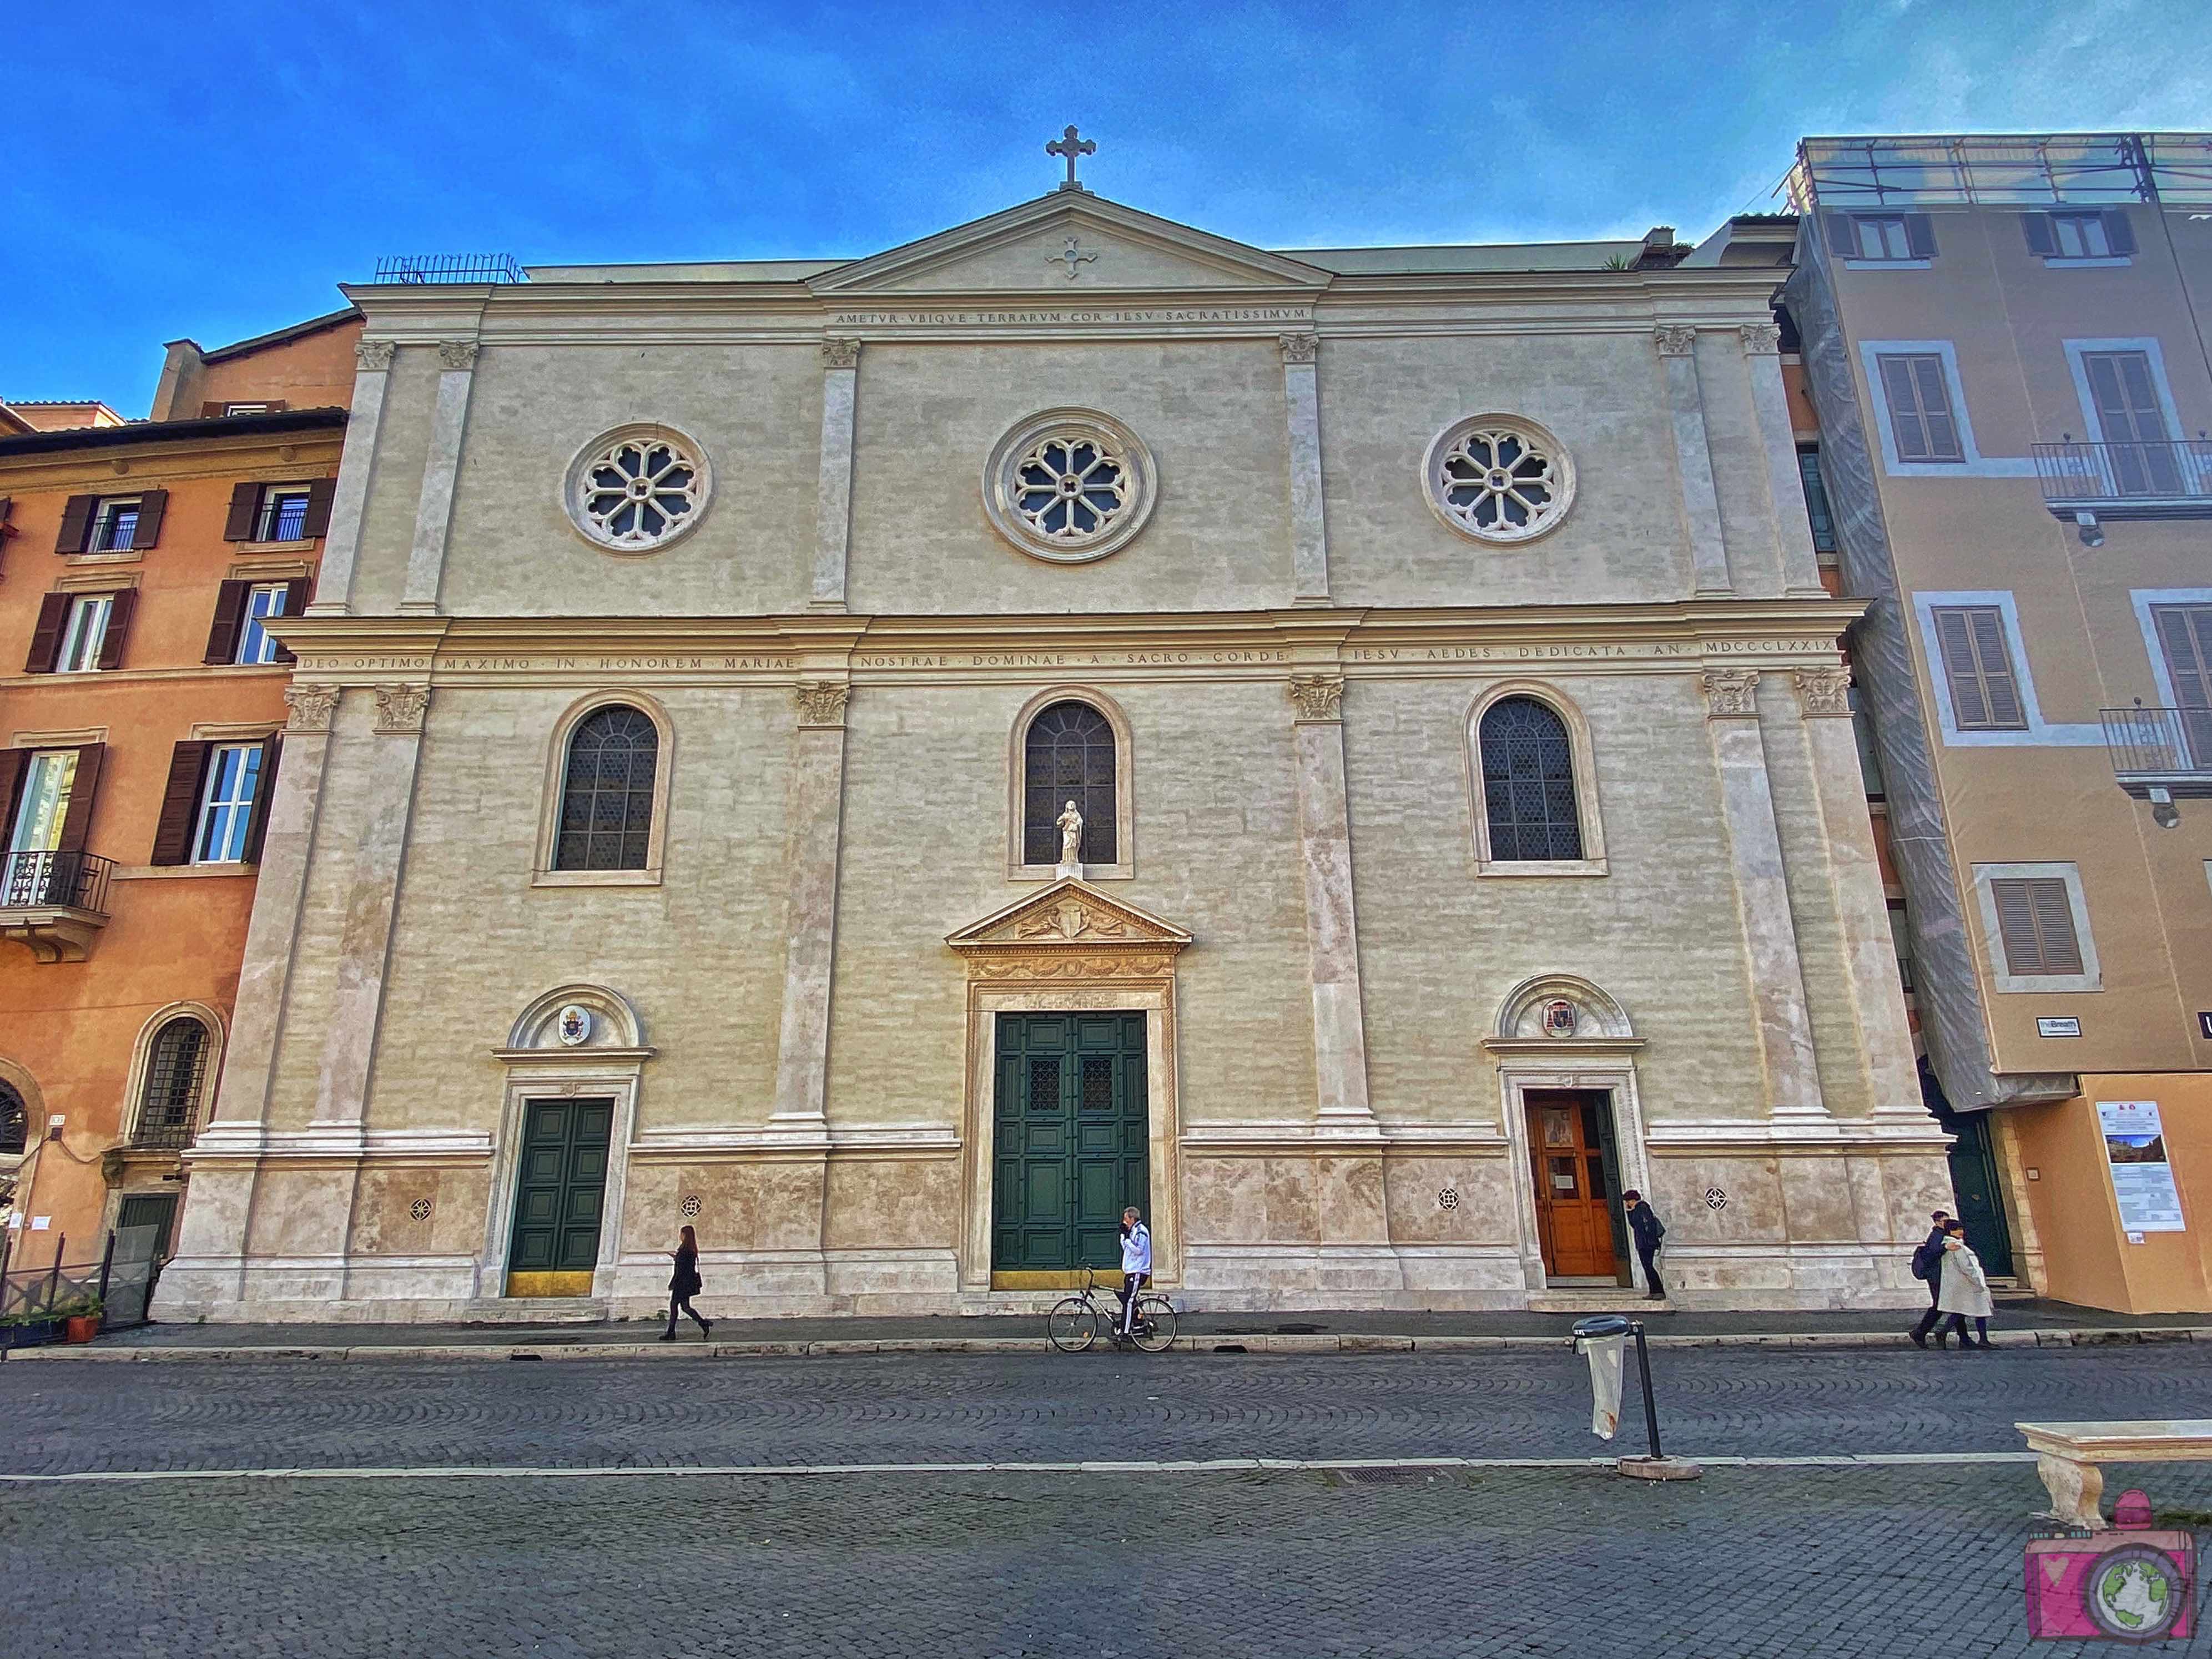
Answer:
8;1325;2208;1363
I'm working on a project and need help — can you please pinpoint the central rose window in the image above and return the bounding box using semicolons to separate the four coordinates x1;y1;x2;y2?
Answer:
985;410;1156;563
1423;414;1575;544
563;424;712;554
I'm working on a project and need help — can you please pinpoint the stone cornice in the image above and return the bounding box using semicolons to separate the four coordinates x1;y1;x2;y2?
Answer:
0;431;346;490
267;601;1864;686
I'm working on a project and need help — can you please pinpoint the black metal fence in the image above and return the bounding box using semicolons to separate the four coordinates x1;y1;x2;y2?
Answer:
0;1225;162;1349
0;849;114;912
2034;438;2212;506
2103;704;2212;788
372;254;527;285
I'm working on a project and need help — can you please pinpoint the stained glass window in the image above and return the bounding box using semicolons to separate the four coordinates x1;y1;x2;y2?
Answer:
555;706;659;871
1023;701;1117;865
1480;697;1584;861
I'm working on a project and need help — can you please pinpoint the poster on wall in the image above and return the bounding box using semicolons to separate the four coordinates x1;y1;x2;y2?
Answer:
2098;1101;2186;1233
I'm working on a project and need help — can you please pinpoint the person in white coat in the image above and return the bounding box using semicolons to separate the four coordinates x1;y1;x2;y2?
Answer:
1936;1219;1994;1350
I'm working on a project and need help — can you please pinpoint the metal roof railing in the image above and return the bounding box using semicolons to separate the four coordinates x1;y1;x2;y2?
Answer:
371;254;528;285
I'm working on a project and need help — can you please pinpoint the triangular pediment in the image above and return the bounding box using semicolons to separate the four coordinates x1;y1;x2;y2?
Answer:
948;879;1193;951
812;193;1332;296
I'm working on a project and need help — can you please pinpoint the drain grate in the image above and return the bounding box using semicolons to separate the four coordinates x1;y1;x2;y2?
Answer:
1273;1323;1325;1335
1330;1466;1444;1487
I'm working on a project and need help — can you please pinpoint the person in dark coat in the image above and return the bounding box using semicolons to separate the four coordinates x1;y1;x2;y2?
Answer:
661;1224;711;1342
1908;1209;1952;1348
1622;1189;1666;1300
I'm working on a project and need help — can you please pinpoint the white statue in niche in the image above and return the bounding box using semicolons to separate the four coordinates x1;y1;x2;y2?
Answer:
1056;800;1084;874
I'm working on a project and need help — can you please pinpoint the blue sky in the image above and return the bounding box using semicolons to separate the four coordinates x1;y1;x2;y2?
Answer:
5;0;2208;414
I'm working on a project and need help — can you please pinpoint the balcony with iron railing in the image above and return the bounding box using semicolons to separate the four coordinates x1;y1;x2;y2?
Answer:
2034;438;2212;537
0;850;114;963
2102;704;2212;818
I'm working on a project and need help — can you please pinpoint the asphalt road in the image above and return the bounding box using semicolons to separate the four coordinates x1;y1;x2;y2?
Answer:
7;1348;2211;1657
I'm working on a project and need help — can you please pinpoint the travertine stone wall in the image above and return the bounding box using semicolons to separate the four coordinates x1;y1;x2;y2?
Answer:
157;194;1952;1321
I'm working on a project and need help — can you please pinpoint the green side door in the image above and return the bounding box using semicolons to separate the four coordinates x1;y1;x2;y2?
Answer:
506;1097;614;1275
992;1012;1148;1272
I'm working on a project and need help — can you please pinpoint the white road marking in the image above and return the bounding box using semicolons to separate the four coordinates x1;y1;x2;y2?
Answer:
0;1452;2040;1485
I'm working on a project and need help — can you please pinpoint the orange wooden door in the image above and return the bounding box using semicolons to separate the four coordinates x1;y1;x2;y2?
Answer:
1526;1091;1619;1279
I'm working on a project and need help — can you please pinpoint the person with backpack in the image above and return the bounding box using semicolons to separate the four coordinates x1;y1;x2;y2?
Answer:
659;1223;711;1342
1907;1209;1951;1348
1622;1189;1666;1300
1934;1219;1994;1350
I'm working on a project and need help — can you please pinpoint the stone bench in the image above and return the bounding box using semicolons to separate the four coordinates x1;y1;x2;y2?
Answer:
2016;1420;2212;1530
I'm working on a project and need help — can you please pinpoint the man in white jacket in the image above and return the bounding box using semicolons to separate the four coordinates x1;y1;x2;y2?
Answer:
1117;1206;1152;1339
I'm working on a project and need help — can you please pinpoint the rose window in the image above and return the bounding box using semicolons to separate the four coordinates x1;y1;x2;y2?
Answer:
564;425;712;553
1423;415;1576;544
1014;435;1128;546
984;409;1157;563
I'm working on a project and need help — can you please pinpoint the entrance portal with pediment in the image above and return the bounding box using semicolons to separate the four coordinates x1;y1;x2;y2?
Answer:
948;878;1191;1295
991;1011;1148;1279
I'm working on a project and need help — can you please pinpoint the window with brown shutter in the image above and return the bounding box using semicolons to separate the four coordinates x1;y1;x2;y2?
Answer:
149;743;211;866
1877;354;1964;462
94;589;137;670
55;495;96;555
222;482;260;542
271;578;314;663
300;478;337;539
130;490;168;549
24;592;70;673
54;744;103;854
204;581;251;664
240;734;283;864
1991;878;2084;976
0;749;28;844
1931;606;2027;730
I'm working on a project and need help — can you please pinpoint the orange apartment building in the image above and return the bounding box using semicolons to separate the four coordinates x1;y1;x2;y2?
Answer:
1778;133;2212;1313
0;308;358;1273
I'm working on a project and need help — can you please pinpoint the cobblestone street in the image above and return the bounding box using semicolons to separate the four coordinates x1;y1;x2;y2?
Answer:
5;1348;2209;1656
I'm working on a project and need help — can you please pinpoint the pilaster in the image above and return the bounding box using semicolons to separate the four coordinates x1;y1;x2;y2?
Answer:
1656;326;1734;596
772;680;851;1133
1790;667;1922;1121
399;341;479;615
157;683;342;1309
1702;668;1831;1131
308;341;395;616
1742;322;1827;596
811;340;861;611
311;683;432;1131
1279;333;1332;604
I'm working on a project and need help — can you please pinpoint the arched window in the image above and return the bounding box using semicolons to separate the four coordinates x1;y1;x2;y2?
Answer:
135;1018;210;1149
1023;700;1117;866
1479;697;1585;861
555;705;659;872
0;1080;25;1155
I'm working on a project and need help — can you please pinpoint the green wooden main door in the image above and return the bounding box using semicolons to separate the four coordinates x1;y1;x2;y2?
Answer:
992;1012;1148;1274
506;1096;614;1292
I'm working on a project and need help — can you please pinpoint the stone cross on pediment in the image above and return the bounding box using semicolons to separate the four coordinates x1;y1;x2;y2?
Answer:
1047;124;1096;192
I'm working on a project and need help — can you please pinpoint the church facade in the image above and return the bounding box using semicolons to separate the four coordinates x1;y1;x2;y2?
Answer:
157;167;1949;1320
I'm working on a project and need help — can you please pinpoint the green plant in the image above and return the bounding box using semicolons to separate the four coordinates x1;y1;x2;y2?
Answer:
47;1294;102;1319
1602;254;1634;271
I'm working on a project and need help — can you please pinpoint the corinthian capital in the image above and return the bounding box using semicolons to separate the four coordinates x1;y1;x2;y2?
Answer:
436;340;479;371
354;340;397;372
1701;668;1761;720
1654;325;1699;358
1286;674;1344;723
794;680;850;727
1739;321;1783;356
820;338;862;371
1791;666;1853;718
1278;332;1319;365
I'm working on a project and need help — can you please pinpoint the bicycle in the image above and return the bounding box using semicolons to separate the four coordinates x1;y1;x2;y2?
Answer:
1047;1265;1178;1353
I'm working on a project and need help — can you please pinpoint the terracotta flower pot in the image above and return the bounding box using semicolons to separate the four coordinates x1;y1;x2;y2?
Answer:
62;1314;100;1344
